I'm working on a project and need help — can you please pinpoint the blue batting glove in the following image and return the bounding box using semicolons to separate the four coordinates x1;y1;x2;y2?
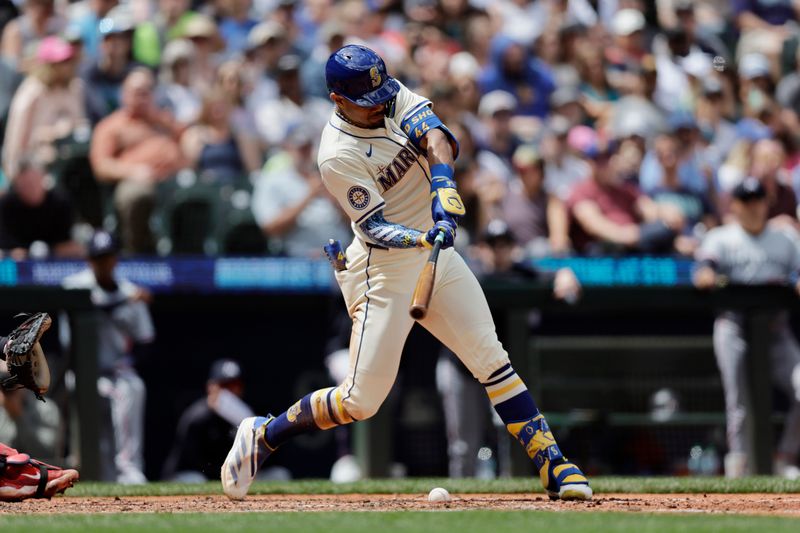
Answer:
420;220;456;249
430;164;466;223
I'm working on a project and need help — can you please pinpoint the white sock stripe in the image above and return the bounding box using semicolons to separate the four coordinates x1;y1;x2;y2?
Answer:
486;366;516;386
484;371;520;394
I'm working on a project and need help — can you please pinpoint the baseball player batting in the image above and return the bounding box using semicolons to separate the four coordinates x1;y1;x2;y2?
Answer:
222;45;591;501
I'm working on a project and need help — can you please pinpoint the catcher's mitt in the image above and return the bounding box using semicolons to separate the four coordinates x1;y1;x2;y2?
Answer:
1;313;52;401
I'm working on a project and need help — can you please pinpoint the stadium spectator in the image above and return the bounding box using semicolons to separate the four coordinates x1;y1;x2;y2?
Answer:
606;8;649;73
62;231;154;484
301;21;345;100
541;115;590;203
476;90;520;168
734;0;796;63
133;0;198;68
748;138;798;225
70;0;118;62
0;0;64;70
90;68;188;254
180;89;261;183
218;0;258;57
81;6;138;124
244;21;289;116
179;14;224;94
161;359;254;481
567;128;685;255
695;77;738;171
0;158;81;258
478;35;555;118
213;59;260;143
501;144;571;256
253;53;331;148
639;113;710;194
2;35;87;179
251;127;348;257
155;38;201;124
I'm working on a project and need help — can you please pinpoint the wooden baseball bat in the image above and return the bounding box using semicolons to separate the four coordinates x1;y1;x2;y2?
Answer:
409;229;446;320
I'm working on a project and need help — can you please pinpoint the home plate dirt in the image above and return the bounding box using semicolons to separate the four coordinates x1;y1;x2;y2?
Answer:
2;493;800;516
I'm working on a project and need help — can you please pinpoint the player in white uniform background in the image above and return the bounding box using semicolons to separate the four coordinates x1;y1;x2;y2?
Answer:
694;178;800;479
223;45;591;501
61;231;154;484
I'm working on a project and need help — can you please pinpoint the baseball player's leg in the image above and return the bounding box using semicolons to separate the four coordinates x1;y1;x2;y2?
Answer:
420;250;590;500
770;325;800;472
223;247;418;499
713;316;750;477
110;368;147;484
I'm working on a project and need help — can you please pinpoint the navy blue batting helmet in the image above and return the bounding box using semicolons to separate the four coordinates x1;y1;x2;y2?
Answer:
325;45;400;107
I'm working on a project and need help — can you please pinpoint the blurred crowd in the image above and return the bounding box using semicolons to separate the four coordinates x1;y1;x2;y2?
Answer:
0;0;800;261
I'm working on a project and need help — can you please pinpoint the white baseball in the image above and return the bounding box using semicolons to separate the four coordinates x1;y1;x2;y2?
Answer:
428;487;451;502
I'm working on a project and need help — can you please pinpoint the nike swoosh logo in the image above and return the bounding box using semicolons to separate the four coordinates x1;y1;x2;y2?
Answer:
366;144;373;157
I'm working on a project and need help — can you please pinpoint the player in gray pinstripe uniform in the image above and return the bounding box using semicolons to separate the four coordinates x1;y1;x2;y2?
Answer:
694;177;800;479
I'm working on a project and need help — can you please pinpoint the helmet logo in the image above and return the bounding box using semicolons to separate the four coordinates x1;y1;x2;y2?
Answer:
369;66;382;88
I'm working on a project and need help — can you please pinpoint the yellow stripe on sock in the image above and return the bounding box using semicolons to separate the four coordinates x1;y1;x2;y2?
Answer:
487;378;524;400
334;388;354;424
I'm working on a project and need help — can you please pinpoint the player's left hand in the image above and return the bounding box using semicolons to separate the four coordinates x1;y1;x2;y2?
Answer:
419;220;456;249
431;176;466;223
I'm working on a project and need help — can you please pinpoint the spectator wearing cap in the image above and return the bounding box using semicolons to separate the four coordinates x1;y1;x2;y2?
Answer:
478;35;556;118
90;68;188;254
243;21;289;110
738;53;776;113
0;0;65;70
80;6;140;124
0;157;82;259
500;144;571;255
2;35;87;179
180;89;262;183
179;14;224;94
62;230;154;483
132;0;198;68
661;0;731;62
155;39;201;124
567;129;686;255
605;8;648;73
161;358;255;481
549;85;588;129
70;0;119;62
218;0;258;57
253;53;331;148
476;90;521;167
695;77;738;170
251;127;348;257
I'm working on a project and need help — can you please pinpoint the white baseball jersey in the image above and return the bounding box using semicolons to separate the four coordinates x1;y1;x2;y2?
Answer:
318;82;433;242
314;83;510;421
697;223;800;284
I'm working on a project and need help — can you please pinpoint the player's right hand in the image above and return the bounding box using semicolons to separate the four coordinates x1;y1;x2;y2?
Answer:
419;220;456;249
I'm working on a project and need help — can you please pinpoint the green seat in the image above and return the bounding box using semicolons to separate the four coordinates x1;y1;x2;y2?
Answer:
216;187;269;256
155;180;223;255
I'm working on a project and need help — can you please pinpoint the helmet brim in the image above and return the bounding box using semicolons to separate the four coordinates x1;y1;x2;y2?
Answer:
342;77;400;107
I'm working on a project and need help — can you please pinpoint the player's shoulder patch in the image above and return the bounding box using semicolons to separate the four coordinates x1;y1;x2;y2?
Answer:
347;185;371;210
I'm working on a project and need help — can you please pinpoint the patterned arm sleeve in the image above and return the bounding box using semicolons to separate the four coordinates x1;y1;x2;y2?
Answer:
359;210;423;249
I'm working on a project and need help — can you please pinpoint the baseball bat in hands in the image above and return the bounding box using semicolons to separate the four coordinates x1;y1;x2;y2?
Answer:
409;229;446;320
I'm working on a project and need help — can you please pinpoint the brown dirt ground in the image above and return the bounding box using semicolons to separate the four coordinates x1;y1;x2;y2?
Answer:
2;493;800;516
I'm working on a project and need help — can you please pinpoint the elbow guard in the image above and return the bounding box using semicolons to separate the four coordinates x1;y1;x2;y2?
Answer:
400;106;460;158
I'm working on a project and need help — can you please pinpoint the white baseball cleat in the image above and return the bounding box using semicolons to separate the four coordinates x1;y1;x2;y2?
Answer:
221;415;275;500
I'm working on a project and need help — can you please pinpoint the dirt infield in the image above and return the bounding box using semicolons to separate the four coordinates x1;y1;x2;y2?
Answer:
1;493;800;516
